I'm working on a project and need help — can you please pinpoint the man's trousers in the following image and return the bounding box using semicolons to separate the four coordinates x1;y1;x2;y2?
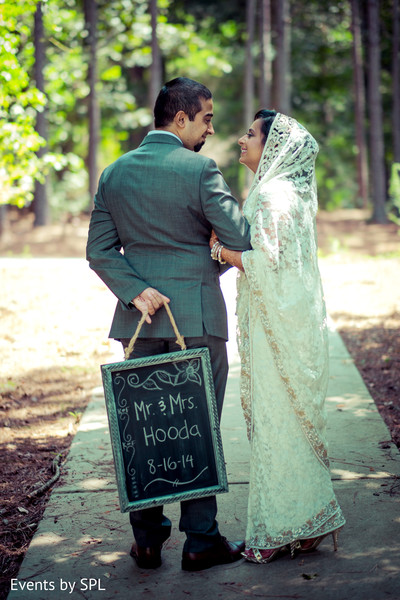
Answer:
120;333;228;553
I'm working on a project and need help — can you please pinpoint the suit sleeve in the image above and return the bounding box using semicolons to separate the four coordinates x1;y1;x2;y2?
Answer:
86;172;150;309
199;159;251;252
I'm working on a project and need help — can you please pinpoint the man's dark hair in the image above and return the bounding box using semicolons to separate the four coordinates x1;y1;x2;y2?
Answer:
254;109;277;144
154;77;212;128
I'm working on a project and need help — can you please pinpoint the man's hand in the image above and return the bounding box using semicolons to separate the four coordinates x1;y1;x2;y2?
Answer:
131;287;170;324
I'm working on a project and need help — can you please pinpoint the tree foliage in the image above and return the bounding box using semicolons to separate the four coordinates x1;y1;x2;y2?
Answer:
0;0;46;206
0;0;398;219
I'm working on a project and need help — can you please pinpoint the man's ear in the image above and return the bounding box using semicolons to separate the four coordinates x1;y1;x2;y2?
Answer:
174;110;188;129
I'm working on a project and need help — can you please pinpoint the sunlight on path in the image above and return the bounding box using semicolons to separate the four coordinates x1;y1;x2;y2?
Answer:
0;258;119;377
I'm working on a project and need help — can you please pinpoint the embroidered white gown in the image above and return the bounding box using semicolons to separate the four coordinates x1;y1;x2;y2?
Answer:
236;113;345;551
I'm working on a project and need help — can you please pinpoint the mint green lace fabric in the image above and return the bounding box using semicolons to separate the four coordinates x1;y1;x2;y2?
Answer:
236;113;345;550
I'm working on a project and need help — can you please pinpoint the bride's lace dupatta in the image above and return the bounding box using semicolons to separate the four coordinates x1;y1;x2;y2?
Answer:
237;113;329;468
236;114;345;548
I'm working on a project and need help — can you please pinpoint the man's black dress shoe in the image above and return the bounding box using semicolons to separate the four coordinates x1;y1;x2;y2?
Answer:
130;543;162;569
181;537;245;571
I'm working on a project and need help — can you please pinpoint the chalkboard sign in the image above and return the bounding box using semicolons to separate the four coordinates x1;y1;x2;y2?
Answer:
101;347;228;512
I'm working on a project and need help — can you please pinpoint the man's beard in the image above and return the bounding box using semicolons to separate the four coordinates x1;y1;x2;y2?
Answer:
194;140;205;153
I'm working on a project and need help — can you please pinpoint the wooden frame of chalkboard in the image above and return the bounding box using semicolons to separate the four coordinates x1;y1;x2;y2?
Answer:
101;347;228;512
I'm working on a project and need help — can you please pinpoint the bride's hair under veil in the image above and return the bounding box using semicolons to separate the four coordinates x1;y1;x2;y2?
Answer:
254;109;277;144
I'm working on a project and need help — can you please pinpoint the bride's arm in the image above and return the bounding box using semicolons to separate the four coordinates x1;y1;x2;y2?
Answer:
210;232;245;271
220;247;244;271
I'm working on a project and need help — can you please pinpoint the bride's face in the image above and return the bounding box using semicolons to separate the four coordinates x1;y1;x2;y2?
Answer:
238;119;264;173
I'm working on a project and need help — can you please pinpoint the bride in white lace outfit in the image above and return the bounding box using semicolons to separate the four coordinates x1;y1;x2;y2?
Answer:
210;111;345;563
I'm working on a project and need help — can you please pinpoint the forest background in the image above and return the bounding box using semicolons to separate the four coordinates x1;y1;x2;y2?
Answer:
1;0;400;229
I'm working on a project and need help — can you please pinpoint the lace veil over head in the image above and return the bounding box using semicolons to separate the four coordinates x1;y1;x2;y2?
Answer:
246;112;319;217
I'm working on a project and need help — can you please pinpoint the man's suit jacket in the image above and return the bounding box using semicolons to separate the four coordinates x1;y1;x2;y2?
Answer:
86;132;251;341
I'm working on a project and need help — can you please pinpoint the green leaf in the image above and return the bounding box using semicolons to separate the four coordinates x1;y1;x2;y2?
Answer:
101;65;122;81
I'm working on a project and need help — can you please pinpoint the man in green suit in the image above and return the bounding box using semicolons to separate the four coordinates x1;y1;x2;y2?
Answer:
87;77;251;571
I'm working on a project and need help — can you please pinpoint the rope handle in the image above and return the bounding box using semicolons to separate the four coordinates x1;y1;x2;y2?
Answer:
124;300;187;360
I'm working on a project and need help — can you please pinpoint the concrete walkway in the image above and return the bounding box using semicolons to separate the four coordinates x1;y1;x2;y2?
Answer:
7;270;400;600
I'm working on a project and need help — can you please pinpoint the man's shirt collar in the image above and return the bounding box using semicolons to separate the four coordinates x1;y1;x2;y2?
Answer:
148;130;183;145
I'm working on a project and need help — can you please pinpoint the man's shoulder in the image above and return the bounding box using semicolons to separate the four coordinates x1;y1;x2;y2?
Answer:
101;141;217;182
141;133;216;164
174;150;220;178
179;149;216;167
100;149;139;181
103;149;134;168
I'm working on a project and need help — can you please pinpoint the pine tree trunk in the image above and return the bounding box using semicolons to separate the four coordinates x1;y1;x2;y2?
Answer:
245;0;256;129
84;0;99;212
351;0;369;208
149;0;162;115
393;0;400;163
33;2;48;227
0;205;7;238
244;0;256;191
271;0;290;114
367;0;388;223
259;0;272;108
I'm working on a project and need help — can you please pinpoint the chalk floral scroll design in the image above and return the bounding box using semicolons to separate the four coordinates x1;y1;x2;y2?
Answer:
114;374;139;498
143;466;209;492
126;359;202;391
